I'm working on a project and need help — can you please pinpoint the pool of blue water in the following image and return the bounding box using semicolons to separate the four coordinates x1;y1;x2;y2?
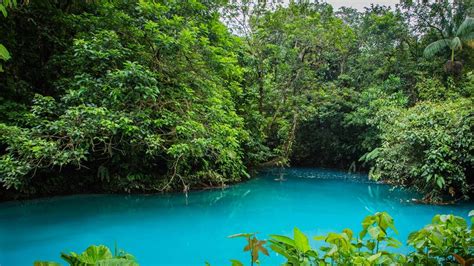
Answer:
0;168;472;265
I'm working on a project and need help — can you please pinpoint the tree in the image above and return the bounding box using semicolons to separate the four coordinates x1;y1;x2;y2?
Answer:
423;16;474;73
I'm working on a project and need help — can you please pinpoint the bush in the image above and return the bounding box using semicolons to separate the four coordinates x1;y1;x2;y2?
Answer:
0;1;251;196
365;99;473;202
34;244;137;266
227;211;473;266
33;212;473;265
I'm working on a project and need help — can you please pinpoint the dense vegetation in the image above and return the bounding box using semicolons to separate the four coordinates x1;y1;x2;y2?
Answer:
0;0;473;203
34;211;474;265
227;211;474;266
34;244;138;266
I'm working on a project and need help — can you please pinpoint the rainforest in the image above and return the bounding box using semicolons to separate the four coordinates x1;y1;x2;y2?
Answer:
0;0;473;265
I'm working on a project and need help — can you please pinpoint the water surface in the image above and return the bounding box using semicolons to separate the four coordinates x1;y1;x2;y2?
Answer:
0;168;472;265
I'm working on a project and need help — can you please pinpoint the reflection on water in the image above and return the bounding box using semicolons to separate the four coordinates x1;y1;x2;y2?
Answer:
0;168;472;265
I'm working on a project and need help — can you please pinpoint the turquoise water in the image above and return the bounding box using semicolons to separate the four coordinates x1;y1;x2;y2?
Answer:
0;168;472;265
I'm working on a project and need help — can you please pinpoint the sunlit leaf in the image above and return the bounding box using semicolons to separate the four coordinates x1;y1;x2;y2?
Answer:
293;227;311;253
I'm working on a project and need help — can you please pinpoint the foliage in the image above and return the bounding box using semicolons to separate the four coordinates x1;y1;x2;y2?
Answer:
0;0;473;202
0;0;250;197
408;214;473;264
227;211;473;266
32;212;474;266
268;227;318;265
423;16;474;60
34;244;137;266
365;98;473;202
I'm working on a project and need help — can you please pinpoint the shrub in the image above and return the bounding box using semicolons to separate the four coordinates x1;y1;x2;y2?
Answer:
34;244;137;266
365;99;473;202
227;211;473;266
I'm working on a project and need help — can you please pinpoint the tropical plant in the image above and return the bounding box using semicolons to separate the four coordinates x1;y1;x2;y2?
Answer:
268;227;318;265
33;212;474;266
407;214;474;264
34;244;137;266
359;212;402;253
365;98;473;203
423;16;474;69
227;211;473;266
0;0;473;202
0;0;250;197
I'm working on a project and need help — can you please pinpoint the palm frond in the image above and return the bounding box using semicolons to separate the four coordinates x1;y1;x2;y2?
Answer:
457;17;474;37
423;39;451;58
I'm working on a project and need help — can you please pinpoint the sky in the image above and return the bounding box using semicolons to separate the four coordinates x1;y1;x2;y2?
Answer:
325;0;398;10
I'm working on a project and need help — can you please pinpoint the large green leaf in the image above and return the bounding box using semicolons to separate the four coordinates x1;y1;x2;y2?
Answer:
269;234;295;247
457;17;474;37
268;243;292;260
423;39;451;58
293;227;311;253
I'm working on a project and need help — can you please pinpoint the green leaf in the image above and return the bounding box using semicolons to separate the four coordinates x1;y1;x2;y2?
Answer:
436;177;445;189
457;17;474;37
326;244;338;256
368;226;381;240
423;39;450;58
293;227;311;253
269;243;292;259
387;237;402;248
230;260;244;266
269;235;295;247
313;235;326;241
228;233;254;239
0;5;7;17
0;44;11;61
366;241;376;251
451;37;462;50
367;252;381;262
